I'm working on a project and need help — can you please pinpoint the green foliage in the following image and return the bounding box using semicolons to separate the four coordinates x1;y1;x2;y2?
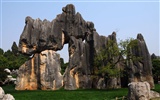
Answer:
0;49;28;70
119;38;134;58
99;65;120;77
94;39;120;78
0;48;4;55
0;43;29;83
94;38;139;79
0;42;29;70
11;41;18;56
0;66;7;82
152;58;160;83
60;58;68;74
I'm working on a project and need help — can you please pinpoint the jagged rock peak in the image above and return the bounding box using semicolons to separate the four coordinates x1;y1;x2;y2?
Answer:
62;4;75;15
18;4;93;55
137;33;144;41
127;33;154;89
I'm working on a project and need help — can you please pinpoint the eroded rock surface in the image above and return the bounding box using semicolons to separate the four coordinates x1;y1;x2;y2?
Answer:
63;36;92;90
15;50;63;90
17;4;154;90
128;82;160;100
19;4;88;55
127;34;154;89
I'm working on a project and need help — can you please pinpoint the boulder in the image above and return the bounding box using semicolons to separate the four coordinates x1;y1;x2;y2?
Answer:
127;34;154;88
128;82;160;100
0;87;5;99
0;87;15;100
150;90;160;99
15;50;63;90
2;94;15;100
97;78;106;89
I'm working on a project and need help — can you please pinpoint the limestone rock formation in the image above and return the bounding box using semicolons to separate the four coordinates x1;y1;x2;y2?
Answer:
63;36;92;90
18;4;88;56
0;87;15;100
17;4;154;90
127;34;154;89
15;50;63;90
17;4;98;90
128;82;160;100
92;31;122;89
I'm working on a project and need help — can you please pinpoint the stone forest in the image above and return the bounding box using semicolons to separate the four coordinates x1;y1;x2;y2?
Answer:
1;4;160;100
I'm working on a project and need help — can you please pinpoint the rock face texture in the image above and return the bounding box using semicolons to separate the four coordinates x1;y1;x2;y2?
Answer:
19;4;88;56
127;34;154;89
63;36;92;90
15;50;63;90
128;82;160;100
17;4;154;90
0;87;15;100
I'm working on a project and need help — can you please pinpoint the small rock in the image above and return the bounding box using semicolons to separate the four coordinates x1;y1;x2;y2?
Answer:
0;87;15;100
2;94;15;100
0;87;5;99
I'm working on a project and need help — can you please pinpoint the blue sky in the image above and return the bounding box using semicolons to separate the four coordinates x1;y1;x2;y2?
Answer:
0;0;159;62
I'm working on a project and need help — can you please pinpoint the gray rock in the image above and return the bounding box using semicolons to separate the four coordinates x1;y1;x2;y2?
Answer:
2;94;15;100
150;91;160;99
128;82;150;100
18;4;88;55
17;4;154;91
97;78;106;89
63;36;92;90
128;82;160;100
15;50;63;90
0;87;5;99
127;34;154;89
0;87;15;100
93;32;122;89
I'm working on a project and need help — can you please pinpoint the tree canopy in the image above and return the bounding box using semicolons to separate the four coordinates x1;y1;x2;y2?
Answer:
0;42;29;70
152;57;160;83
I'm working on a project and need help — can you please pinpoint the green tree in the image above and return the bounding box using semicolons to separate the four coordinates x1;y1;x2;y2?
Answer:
0;47;29;70
94;37;139;88
11;41;18;56
0;48;4;55
0;47;29;84
152;58;160;83
60;58;68;74
94;38;136;77
0;65;7;84
94;39;121;78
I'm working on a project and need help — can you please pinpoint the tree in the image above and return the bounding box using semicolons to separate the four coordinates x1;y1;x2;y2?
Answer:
0;48;4;55
93;37;138;88
94;39;121;78
152;58;160;83
0;65;7;84
94;38;136;77
11;41;18;56
0;47;29;85
0;47;29;70
60;58;69;74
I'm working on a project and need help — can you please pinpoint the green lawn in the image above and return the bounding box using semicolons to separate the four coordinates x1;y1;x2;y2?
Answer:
1;84;160;100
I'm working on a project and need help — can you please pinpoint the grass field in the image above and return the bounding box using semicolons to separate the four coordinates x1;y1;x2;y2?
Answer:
1;84;160;100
